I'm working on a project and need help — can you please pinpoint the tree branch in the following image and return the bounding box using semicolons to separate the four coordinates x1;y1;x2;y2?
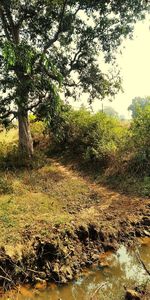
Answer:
64;81;80;87
1;2;19;43
43;0;68;53
0;110;17;119
68;46;83;73
40;64;61;83
27;90;50;112
28;98;44;112
0;6;12;41
16;6;37;28
136;250;150;276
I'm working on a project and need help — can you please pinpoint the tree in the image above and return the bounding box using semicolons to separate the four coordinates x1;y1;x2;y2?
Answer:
103;106;118;117
0;0;149;159
119;114;126;121
128;96;150;118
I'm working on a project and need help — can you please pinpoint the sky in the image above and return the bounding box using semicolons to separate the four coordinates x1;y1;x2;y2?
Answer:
71;15;150;118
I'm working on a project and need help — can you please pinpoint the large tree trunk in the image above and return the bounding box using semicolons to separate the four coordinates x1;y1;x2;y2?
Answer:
18;108;33;160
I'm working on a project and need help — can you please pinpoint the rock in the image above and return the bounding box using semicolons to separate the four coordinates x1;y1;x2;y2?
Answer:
99;261;109;268
91;254;99;261
82;253;88;260
128;231;135;237
125;289;141;300
86;260;93;265
60;265;73;280
142;218;150;226
102;242;116;251
143;229;150;237
135;229;142;237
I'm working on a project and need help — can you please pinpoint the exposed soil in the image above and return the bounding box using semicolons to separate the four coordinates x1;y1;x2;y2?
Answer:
0;159;150;292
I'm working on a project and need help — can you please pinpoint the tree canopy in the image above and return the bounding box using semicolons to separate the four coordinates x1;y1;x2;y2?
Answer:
128;96;150;118
0;0;149;158
103;106;118;117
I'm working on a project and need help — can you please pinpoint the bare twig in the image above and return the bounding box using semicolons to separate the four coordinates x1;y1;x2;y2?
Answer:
0;266;13;284
27;268;46;275
0;274;12;282
136;250;150;276
90;282;107;300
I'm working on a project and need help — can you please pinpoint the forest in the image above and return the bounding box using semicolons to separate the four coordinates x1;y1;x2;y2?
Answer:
0;1;150;300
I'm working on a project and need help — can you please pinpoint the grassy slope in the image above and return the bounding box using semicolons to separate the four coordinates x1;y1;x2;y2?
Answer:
0;129;97;247
0;160;93;246
0;129;149;250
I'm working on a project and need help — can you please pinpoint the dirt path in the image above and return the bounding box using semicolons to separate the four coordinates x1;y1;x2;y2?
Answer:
51;159;150;229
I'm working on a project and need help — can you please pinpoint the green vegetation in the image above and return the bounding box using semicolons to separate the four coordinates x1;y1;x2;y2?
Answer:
0;1;149;159
129;104;150;174
102;106;119;118
0;103;149;294
0;100;149;247
49;107;127;166
0;2;150;295
47;104;150;196
128;96;150;118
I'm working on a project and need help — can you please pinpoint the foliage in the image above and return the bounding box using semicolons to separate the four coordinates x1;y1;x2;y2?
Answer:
128;96;150;118
101;173;150;197
48;101;150;194
102;106;118;117
29;115;46;143
49;107;127;166
128;104;150;174
0;0;149;127
0;140;19;168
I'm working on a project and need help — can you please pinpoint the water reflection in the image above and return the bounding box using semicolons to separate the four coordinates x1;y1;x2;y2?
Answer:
2;241;150;300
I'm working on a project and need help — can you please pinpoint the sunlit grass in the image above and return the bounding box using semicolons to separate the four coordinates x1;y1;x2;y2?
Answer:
0;128;18;144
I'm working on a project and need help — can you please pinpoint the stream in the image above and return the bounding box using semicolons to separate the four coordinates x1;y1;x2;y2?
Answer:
2;238;150;300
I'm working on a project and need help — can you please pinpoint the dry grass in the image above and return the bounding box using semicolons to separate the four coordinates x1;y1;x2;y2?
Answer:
0;128;18;144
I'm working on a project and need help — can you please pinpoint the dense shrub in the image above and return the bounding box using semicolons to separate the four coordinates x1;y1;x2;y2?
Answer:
49;107;127;166
0;140;18;169
127;105;150;174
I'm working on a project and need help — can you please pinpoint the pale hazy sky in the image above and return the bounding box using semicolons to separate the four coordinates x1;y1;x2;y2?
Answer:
71;15;150;118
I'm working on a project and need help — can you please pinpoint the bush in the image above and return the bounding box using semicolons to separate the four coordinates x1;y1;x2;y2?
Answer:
0;141;19;168
49;107;127;167
0;177;13;194
29;115;46;145
127;105;150;175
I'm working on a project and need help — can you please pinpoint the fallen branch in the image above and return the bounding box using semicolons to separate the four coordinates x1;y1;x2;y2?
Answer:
0;275;12;282
90;282;107;300
136;250;150;276
27;268;44;274
0;266;13;283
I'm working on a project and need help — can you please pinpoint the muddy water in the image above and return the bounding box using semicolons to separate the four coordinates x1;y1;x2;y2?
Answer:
3;239;150;300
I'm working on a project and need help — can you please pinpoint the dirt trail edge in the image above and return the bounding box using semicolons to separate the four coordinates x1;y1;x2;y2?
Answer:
0;159;150;290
